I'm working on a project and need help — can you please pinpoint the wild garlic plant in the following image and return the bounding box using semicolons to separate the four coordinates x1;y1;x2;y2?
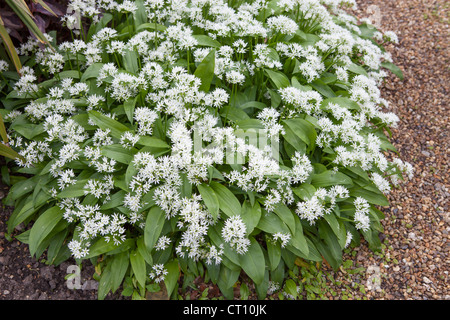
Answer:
0;0;411;299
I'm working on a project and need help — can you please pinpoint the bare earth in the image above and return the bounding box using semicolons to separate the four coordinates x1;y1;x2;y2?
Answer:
0;0;448;300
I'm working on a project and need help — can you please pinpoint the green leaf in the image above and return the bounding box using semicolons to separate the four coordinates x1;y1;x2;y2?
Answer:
0;114;8;143
349;187;389;206
257;209;290;234
137;236;153;265
310;170;353;188
144;206;166;252
85;238;120;259
100;190;126;210
7;192;49;234
320;97;360;111
88;110;129;139
124;96;137;124
292;183;316;201
80;63;104;82
316;220;343;270
282;125;307;154
138;136;169;149
11;123;45;140
0;144;23;161
310;79;336;98
164;259;180;298
101;144;135;164
347;63;368;76
381;62;404;80
240;200;262;235
323;212;347;249
123;50;140;74
130;249;147;288
264;69;290;89
98;263;113;300
282;118;316;151
266;238;281;271
210;182;241;217
5;175;38;201
133;0;147;27
284;279;298;299
136;22;167;33
273;203;296;235
111;251;130;292
197;183;220;220
289;216;309;257
192;34;221;48
217;265;240;299
194;48;215;92
239;101;267;110
57;179;88;199
29;206;63;257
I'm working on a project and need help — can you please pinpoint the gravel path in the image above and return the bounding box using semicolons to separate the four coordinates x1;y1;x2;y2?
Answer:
0;0;448;300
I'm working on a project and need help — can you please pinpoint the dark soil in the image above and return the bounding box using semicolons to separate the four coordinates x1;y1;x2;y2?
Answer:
0;184;124;300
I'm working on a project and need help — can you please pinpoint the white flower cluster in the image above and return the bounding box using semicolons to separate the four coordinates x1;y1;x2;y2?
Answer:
149;264;168;283
296;185;349;225
222;215;251;254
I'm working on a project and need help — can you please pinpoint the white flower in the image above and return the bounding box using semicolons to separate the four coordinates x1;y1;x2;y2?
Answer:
149;264;168;283
155;236;171;251
222;215;250;254
273;232;291;248
267;15;298;35
354;197;370;231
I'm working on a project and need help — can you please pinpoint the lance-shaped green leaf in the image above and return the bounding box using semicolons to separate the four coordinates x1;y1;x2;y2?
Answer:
240;200;261;235
210;181;241;217
238;237;265;285
130;249;147;288
197;183;219;220
273;203;296;235
88;110;129;139
138;136;169;149
144;206;166;252
164;259;180;298
136;22;167;32
29;206;63;257
194;49;215;92
0;144;24;161
0;18;22;73
0;114;8;143
310;170;353;188
80;63;104;82
192;34;221;48
381;62;404;80
282;118;317;148
111;251;129;292
101;144;136;164
264;69;290;89
84;238;120;259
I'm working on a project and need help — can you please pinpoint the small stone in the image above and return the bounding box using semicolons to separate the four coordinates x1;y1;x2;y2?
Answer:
408;232;417;240
423;277;433;284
